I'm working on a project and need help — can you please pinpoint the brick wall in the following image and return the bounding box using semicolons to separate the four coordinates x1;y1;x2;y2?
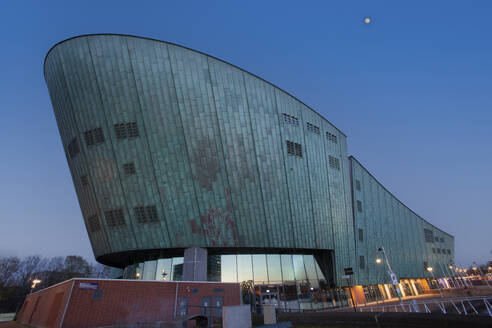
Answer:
18;279;240;327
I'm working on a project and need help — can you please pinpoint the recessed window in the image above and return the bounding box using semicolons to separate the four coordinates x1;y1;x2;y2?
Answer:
329;156;340;170
80;175;89;186
359;256;365;269
434;236;439;242
115;122;139;139
356;200;362;212
432;248;436;253
123;163;136;175
68;138;80;158
424;229;434;243
306;122;320;134
134;205;159;224
286;140;302;158
282;113;299;126
355;179;361;191
88;215;101;232
105;209;125;227
84;127;105;146
424;261;428;271
437;248;441;254
358;229;363;241
447;249;451;254
440;237;444;243
326;132;338;144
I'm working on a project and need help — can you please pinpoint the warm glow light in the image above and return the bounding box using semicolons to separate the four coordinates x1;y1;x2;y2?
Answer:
472;267;477;270
136;273;140;278
31;279;42;289
376;258;382;264
449;266;453;269
427;267;433;272
364;17;371;24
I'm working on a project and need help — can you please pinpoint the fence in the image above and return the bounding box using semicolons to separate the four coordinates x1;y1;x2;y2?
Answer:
359;296;492;317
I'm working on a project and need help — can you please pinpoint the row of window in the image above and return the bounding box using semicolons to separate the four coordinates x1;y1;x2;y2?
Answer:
66;122;140;159
282;113;338;144
88;205;160;231
432;248;452;255
424;229;434;243
79;162;136;187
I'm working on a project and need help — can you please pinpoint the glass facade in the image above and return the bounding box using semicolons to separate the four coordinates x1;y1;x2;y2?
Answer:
123;253;350;311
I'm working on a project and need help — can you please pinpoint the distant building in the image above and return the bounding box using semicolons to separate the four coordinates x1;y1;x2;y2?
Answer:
45;34;454;308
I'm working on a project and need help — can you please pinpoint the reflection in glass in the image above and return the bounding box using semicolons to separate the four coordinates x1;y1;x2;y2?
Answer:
221;255;237;282
237;255;253;282
143;260;157;280
280;255;295;282
252;255;268;284
267;255;282;283
172;257;183;281
292;255;307;282
155;258;172;281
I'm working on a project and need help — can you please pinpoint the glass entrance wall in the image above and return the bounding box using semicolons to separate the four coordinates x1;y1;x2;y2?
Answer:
123;253;349;310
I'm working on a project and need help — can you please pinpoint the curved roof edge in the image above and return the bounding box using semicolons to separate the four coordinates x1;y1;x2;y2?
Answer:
44;33;347;137
349;155;454;239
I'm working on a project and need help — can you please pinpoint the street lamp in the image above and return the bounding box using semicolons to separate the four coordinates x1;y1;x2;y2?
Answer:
427;267;443;298
376;258;382;264
377;247;402;302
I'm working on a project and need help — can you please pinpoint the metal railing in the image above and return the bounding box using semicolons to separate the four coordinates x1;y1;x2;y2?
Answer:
359;296;492;317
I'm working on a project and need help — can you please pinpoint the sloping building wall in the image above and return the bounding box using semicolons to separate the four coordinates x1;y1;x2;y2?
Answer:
349;156;455;286
44;34;355;284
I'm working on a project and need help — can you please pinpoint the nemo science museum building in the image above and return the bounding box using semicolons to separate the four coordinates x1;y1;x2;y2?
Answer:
45;34;455;309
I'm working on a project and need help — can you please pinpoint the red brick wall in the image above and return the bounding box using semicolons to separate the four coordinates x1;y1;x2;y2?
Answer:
18;279;240;328
17;280;73;327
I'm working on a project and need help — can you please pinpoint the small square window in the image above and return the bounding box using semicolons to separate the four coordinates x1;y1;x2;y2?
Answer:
123;163;136;175
81;175;89;186
105;209;125;227
329;156;340;170
88;215;101;232
326;132;338;144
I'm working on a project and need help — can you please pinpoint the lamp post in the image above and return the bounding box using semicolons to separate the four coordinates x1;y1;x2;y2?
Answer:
377;246;402;302
427;267;442;298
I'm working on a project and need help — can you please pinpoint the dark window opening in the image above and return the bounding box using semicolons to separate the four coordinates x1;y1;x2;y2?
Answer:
134;205;159;224
105;209;125;227
355;179;361;191
114;122;139;139
358;228;363;241
286;140;302;158
424;229;434;243
359;256;365;269
68;138;80;158
80;175;89;186
329;156;340;170
282;113;299;126
123;163;136;175
326;132;338;144
356;200;362;212
88;215;101;232
306;122;320;134
84;128;105;146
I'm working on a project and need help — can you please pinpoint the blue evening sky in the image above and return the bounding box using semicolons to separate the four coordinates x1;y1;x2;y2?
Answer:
0;1;490;267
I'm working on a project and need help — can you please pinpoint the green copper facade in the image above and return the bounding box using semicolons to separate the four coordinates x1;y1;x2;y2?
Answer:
44;34;453;288
349;157;454;286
